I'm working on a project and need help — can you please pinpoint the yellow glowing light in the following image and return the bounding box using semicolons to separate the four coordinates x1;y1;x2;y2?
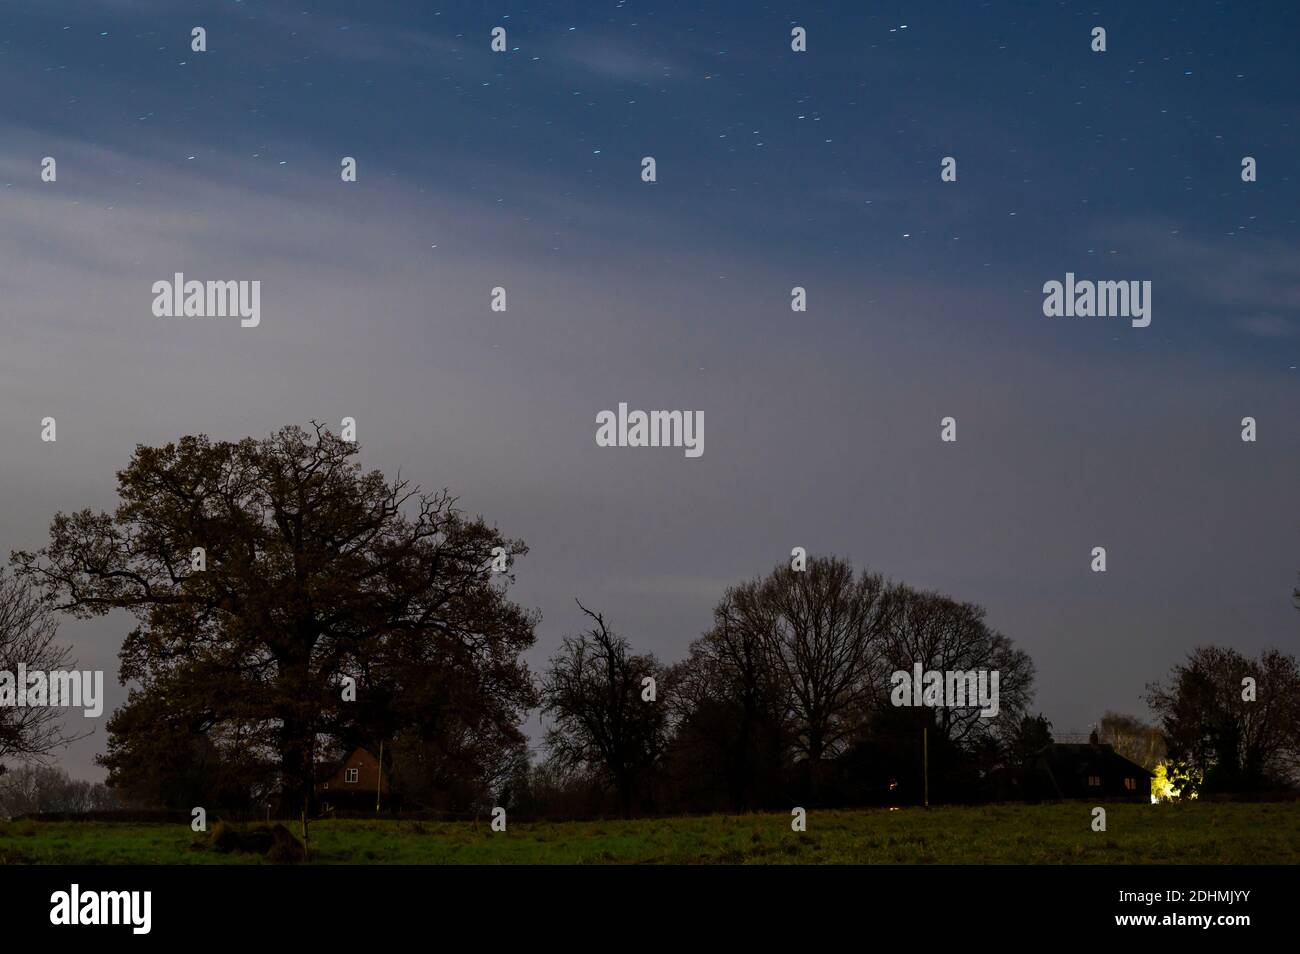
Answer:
1151;762;1199;802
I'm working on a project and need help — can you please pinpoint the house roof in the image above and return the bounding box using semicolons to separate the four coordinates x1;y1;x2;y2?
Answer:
1036;742;1155;777
315;746;384;782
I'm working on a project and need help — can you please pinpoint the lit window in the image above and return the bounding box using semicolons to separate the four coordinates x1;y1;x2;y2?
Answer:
1124;777;1136;790
345;768;359;784
1088;775;1101;787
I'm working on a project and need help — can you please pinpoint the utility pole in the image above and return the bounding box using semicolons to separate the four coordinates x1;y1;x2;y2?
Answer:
923;726;929;808
303;734;314;847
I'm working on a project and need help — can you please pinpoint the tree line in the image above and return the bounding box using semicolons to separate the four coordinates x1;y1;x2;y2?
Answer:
2;425;1296;819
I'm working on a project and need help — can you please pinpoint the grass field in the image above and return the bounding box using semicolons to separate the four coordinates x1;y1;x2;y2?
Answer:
2;802;1297;864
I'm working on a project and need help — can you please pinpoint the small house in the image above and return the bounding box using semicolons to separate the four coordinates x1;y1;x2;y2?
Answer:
315;746;391;813
1031;742;1153;802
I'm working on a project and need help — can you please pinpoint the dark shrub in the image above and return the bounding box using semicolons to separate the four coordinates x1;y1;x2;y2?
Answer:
208;821;243;853
207;821;305;862
265;825;307;864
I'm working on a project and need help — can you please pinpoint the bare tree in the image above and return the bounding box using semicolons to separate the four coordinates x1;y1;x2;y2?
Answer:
0;763;119;816
1097;711;1165;771
1147;646;1300;793
0;570;84;764
669;587;790;810
541;601;668;818
754;557;894;772
881;585;1035;748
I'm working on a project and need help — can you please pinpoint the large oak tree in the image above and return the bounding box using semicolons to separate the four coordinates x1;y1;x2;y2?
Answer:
11;424;538;813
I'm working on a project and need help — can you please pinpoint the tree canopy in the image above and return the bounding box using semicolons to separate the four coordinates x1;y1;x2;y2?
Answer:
12;424;538;812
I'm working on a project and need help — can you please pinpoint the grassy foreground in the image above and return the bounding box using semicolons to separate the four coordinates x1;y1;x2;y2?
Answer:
2;801;1297;864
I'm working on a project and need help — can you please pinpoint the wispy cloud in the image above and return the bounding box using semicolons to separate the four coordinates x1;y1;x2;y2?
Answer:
1236;315;1299;338
1092;218;1300;328
553;39;681;82
245;8;470;64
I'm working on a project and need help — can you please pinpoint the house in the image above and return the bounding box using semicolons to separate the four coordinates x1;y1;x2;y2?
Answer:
315;746;392;813
1031;742;1154;802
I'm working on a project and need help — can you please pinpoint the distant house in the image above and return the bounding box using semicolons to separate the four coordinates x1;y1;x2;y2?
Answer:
1031;743;1153;802
315;746;392;813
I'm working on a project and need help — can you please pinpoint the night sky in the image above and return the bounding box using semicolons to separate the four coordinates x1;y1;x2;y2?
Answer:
2;1;1296;779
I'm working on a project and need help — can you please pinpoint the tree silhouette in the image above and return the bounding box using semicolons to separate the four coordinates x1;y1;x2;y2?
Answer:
0;570;84;764
1146;646;1300;794
541;601;667;818
738;557;893;778
881;585;1035;749
11;424;538;814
